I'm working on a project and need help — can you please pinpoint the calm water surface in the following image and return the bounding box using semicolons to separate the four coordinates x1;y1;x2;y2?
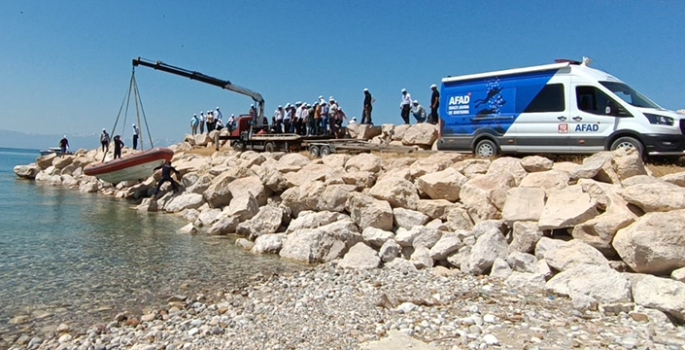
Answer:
0;148;303;338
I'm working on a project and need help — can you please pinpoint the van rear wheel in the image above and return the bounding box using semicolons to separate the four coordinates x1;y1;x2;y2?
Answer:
474;139;498;158
610;137;644;156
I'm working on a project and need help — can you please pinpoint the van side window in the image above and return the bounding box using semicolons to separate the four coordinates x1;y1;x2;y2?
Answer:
523;84;565;113
576;86;628;116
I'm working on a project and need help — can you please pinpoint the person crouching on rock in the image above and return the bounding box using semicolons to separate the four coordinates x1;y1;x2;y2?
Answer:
153;160;181;197
113;135;124;159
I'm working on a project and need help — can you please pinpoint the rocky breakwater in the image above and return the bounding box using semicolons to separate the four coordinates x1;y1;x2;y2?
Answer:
12;134;685;349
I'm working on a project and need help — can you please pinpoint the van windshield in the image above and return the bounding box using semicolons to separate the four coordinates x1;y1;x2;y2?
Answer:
600;81;662;109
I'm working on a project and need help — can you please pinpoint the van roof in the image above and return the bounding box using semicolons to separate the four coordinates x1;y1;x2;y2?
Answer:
442;61;622;84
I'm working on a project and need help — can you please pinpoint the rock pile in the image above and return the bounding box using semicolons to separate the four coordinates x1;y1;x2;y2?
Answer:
15;139;685;328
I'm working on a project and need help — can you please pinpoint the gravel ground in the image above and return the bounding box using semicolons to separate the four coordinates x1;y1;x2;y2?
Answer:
8;262;685;350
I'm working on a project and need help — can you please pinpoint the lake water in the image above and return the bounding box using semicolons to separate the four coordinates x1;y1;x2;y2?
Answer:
0;148;302;340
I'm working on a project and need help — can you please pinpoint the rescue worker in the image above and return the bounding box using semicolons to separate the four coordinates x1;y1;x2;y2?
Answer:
153;160;182;196
113;135;124;159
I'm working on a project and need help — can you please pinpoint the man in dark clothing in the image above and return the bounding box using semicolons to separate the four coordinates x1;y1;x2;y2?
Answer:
113;135;124;159
430;84;440;125
59;135;69;158
132;124;140;150
153;160;182;196
362;88;373;124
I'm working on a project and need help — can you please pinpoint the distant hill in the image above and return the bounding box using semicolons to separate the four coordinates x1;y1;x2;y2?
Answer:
0;130;179;150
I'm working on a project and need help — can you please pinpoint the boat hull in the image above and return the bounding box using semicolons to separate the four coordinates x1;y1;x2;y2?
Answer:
83;148;174;184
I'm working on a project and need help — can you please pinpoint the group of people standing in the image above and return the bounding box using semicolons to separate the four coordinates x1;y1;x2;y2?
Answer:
99;123;139;160
269;96;349;137
399;84;440;125
190;107;231;135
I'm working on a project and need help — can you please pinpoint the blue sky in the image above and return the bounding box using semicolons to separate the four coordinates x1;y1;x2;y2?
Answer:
1;1;684;148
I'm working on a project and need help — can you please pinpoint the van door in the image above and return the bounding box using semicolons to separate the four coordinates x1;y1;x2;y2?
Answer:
512;83;570;153
569;84;625;153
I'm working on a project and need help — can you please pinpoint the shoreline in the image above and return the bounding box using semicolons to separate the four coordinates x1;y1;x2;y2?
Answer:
9;126;685;349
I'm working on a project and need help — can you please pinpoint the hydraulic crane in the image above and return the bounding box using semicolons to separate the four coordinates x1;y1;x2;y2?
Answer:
131;57;265;124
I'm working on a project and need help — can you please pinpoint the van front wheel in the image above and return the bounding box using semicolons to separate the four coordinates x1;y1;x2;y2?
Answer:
474;139;498;158
610;137;644;156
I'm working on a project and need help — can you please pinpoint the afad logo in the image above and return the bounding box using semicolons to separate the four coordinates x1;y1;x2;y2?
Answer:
448;93;471;105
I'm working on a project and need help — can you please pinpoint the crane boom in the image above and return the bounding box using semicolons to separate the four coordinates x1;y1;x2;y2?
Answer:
132;57;265;120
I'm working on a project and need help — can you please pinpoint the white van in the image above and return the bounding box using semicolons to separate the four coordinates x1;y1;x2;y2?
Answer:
437;57;684;157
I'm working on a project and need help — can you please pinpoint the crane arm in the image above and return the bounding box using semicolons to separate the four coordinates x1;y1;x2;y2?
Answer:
132;57;265;118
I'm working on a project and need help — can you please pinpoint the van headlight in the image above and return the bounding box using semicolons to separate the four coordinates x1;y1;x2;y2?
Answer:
645;113;674;126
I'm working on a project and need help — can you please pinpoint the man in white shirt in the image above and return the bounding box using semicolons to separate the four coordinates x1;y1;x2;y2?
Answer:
215;107;223;123
274;106;284;133
199;112;206;134
400;88;412;124
227;114;236;133
411;100;427;123
132;124;140;150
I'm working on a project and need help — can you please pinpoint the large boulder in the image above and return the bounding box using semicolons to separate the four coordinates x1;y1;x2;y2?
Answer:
236;206;284;240
546;264;632;304
36;153;57;169
225;192;259;221
173;157;211;175
321;154;350;169
486;157;527;185
401;123;439;146
630;274;685;322
52;156;73;170
520;156;553;172
501;187;546;224
538;186;599;230
444;207;474;232
163;193;205;213
317;184;356;212
355;125;383;140
571;152;620;183
509;221;543;254
611;147;647;181
543;239;609;272
571;210;635;257
408;152;460;179
518;170;569;195
362;227;394;248
281;181;327;216
613;210;685;275
415;168;468;202
621;182;685;212
251;233;286;255
452;159;490;179
279;221;356;264
277;153;310;169
392;208;429;230
462;227;508;275
255;166;291;193
14;164;40;179
417;199;456;220
338;243;380;269
345;192;394;231
429;234;463;260
207;215;240;235
369;177;419;210
460;173;515;222
285;211;348;233
661;171;685;188
345;153;382;173
239;151;266;168
341;171;377;190
228;176;272;206
284;163;333;186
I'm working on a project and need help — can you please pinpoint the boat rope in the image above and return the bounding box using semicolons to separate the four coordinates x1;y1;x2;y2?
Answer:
131;74;155;149
104;71;135;162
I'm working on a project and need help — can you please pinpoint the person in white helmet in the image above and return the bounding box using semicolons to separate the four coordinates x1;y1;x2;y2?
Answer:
400;89;412;125
59;135;69;158
429;84;440;125
132;123;140;150
215;107;223;123
190;114;200;135
100;128;111;152
199;112;206;134
411;100;427;123
227;114;236;133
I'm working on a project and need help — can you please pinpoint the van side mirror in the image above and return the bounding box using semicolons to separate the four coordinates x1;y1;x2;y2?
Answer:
605;101;617;116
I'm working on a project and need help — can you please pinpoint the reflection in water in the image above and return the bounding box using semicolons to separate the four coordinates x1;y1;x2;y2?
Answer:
0;150;304;336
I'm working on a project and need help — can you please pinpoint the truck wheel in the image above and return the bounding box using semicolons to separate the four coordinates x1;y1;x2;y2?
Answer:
474;139;498;158
610;137;644;156
320;145;332;157
265;142;275;153
309;146;320;158
232;141;245;152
